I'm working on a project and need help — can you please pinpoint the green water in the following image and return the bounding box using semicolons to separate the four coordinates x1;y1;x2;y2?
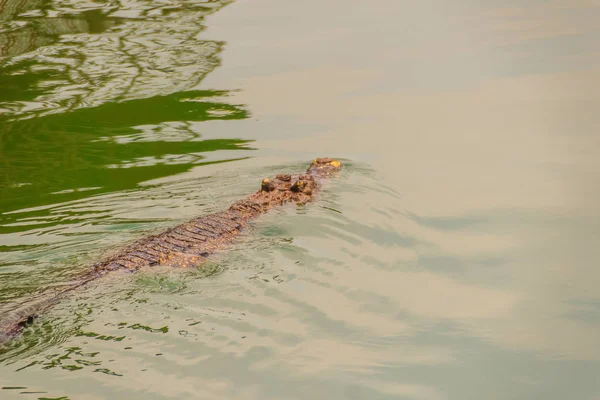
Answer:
1;0;600;399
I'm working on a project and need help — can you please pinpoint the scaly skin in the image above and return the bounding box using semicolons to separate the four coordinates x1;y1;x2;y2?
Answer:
0;158;342;345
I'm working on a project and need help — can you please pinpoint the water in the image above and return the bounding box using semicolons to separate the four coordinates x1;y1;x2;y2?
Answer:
1;0;599;398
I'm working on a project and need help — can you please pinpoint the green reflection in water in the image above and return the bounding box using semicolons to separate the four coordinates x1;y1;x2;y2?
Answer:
0;89;251;219
0;0;251;224
0;61;62;102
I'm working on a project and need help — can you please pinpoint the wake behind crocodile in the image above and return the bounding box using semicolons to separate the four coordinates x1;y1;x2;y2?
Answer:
0;158;343;345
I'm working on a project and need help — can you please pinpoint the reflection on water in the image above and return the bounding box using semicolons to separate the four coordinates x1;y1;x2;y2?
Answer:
0;90;250;215
1;0;229;116
1;0;600;399
0;5;118;58
0;0;250;214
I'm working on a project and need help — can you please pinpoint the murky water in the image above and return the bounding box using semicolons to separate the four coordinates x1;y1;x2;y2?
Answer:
1;0;599;398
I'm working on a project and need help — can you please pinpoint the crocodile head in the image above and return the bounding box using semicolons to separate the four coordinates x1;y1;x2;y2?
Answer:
244;158;342;211
306;157;343;177
254;172;318;207
260;173;317;195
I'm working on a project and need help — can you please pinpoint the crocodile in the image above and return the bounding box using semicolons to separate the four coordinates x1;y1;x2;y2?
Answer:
0;158;342;345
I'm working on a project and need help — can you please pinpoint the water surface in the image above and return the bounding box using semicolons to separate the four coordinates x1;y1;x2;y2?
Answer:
1;0;599;399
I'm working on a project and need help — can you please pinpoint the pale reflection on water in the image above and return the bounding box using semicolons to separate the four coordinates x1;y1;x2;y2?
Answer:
1;0;600;399
0;0;231;117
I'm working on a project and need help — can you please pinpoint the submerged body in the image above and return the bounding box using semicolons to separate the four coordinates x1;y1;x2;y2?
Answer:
0;158;342;344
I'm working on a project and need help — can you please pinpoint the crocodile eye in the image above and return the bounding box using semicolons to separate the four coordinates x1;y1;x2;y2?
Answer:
291;180;306;192
261;178;275;192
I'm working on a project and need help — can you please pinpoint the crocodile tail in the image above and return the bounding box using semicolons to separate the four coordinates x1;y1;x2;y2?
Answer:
0;272;98;345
